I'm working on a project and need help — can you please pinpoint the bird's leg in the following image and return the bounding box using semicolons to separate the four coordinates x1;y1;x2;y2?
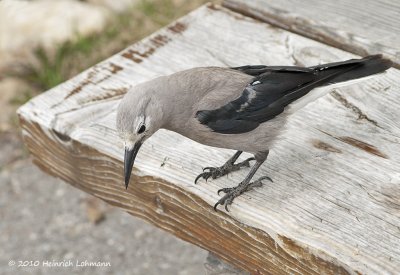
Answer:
195;151;255;184
214;151;272;211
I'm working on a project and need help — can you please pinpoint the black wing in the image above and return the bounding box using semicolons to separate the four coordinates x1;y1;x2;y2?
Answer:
196;55;391;134
196;68;315;134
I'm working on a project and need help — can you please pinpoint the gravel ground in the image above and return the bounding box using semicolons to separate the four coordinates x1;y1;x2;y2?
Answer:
0;133;208;275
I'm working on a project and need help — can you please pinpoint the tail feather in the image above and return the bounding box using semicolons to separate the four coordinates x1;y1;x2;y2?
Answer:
314;54;392;84
287;55;392;113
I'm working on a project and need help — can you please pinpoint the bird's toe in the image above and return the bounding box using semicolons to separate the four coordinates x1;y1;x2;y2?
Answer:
214;189;236;211
202;167;213;172
213;192;230;211
195;167;221;184
213;175;272;211
194;173;205;184
217;187;233;195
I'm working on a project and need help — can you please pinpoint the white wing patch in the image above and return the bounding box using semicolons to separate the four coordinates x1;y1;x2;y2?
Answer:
239;87;257;112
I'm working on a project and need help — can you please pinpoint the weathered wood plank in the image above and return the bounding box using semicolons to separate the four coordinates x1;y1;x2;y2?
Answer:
18;4;400;274
223;0;400;69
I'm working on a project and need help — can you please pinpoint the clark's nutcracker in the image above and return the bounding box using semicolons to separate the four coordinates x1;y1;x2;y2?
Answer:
117;55;391;211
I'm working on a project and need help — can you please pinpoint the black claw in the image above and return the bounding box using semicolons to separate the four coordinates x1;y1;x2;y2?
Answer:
194;174;203;184
195;171;216;184
203;167;212;172
217;188;229;195
238;157;255;168
259;176;273;182
225;204;229;212
213;202;220;211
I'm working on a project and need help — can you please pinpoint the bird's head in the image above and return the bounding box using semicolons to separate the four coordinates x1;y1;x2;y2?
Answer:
116;86;164;189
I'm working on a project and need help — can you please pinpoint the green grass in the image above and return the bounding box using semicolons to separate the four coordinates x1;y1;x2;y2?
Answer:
138;0;157;16
24;33;112;90
137;0;176;23
27;47;64;89
20;0;213;95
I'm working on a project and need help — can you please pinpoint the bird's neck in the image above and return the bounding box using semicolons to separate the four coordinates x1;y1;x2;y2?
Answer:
150;75;199;133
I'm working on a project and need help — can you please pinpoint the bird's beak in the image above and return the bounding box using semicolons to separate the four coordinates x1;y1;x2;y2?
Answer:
124;141;143;189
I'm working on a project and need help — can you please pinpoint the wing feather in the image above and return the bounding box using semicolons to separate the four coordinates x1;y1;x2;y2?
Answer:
197;56;391;134
196;68;316;134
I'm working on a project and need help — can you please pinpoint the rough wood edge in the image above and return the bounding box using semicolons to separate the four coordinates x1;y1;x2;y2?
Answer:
222;0;400;69
18;115;353;275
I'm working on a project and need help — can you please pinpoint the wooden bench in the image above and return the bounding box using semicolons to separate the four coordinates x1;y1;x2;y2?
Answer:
18;2;400;274
224;0;400;69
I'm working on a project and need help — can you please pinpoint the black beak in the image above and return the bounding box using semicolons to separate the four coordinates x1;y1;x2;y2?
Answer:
124;141;143;189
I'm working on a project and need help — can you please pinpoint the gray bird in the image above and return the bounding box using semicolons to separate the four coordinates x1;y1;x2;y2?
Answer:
117;55;391;211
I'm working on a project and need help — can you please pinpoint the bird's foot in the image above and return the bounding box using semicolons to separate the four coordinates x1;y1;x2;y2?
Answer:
194;157;255;184
214;176;273;211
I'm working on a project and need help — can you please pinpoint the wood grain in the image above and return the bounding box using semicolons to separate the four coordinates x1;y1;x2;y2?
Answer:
18;4;400;274
223;0;400;69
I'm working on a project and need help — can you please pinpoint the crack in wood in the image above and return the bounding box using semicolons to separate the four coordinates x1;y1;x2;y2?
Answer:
51;61;125;109
317;129;388;159
205;49;231;66
322;196;351;213
207;3;221;11
330;90;380;128
150;34;171;47
78;87;129;104
339;136;388;159
122;48;156;63
284;35;304;66
168;22;187;34
311;139;342;153
64;70;97;100
206;3;252;21
109;63;123;74
277;235;353;275
122;33;174;64
53;130;71;142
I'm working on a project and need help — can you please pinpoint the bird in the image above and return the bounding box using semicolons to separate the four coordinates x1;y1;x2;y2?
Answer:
116;54;392;211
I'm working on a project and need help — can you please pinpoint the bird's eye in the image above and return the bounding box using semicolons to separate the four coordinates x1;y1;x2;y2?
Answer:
138;125;146;134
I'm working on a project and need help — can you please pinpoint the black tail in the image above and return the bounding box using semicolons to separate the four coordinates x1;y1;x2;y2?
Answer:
277;54;392;106
311;54;392;85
